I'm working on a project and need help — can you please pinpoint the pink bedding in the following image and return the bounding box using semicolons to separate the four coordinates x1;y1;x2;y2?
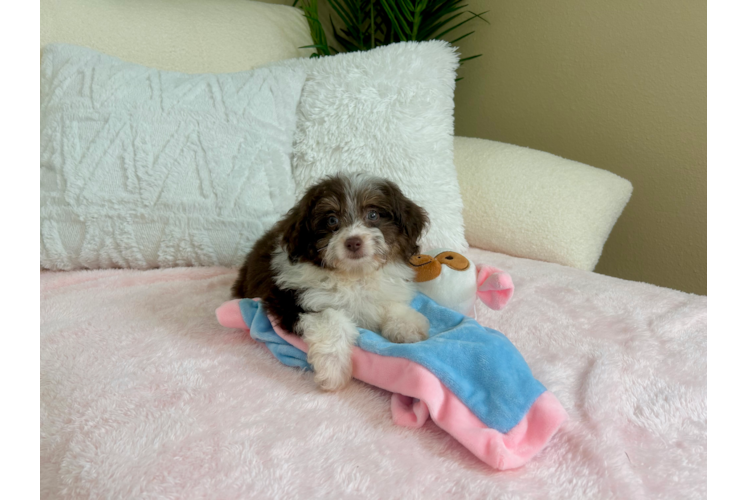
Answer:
40;248;707;499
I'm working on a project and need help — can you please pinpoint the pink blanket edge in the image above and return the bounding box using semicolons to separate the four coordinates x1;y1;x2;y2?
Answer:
216;299;567;470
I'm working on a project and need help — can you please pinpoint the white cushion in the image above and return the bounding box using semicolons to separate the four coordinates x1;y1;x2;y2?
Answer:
40;0;314;73
40;44;307;270
275;41;469;252
454;137;633;271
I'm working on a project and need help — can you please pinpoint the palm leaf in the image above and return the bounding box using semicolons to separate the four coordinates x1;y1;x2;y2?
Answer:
417;1;466;35
293;0;489;77
295;0;333;56
418;10;467;40
380;0;412;40
449;30;474;45
432;10;488;41
459;54;482;63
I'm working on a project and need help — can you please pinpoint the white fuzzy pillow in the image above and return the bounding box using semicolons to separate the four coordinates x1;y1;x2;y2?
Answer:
40;44;306;270
278;41;468;251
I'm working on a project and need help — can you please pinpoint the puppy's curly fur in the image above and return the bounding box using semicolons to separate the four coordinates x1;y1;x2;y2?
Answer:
232;173;430;390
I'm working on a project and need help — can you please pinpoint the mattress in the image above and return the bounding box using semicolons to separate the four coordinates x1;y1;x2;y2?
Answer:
40;247;707;499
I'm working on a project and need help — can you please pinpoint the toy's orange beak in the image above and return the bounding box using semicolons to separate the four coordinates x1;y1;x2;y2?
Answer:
408;254;442;282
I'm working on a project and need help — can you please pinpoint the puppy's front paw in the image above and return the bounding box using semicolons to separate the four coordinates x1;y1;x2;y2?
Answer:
382;307;430;344
299;309;359;392
309;351;352;392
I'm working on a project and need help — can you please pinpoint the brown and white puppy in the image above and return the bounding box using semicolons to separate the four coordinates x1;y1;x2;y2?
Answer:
232;173;430;391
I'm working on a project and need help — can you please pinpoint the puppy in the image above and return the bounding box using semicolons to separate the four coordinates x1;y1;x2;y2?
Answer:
232;173;430;391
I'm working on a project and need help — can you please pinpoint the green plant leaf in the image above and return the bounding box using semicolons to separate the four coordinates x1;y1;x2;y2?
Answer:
379;0;409;40
327;0;357;30
459;54;482;63
467;10;490;24
389;0;414;38
297;0;334;56
394;0;414;23
417;0;465;34
449;30;474;45
294;0;489;78
433;10;488;41
332;23;362;52
418;10;467;40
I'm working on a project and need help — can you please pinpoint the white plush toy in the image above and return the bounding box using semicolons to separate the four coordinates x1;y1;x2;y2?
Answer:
408;249;514;317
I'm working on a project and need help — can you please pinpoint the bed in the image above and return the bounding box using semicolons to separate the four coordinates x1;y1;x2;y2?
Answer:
41;248;706;499
40;1;706;497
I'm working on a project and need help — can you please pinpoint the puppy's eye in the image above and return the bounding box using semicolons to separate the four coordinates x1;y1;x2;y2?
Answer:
327;216;339;227
366;210;379;221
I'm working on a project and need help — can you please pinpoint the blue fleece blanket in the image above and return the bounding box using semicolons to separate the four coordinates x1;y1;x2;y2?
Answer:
240;293;546;433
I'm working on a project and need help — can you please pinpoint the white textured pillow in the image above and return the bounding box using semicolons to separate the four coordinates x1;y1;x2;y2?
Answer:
41;44;306;270
454;137;633;271
278;41;468;251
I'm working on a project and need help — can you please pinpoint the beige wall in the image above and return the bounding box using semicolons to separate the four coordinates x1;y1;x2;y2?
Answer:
453;1;706;294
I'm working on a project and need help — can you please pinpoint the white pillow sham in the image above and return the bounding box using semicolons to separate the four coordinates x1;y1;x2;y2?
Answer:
40;44;306;270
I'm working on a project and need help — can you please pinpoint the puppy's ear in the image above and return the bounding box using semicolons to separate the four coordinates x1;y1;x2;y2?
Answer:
280;191;316;263
384;180;429;257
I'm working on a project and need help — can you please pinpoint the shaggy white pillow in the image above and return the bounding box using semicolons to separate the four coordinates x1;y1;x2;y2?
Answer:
278;41;468;251
40;44;306;270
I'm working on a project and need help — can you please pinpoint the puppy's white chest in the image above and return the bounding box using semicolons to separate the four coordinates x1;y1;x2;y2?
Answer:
301;274;387;329
272;250;416;331
307;270;414;331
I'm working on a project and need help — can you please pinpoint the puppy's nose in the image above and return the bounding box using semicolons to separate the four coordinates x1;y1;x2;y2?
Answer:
345;237;363;252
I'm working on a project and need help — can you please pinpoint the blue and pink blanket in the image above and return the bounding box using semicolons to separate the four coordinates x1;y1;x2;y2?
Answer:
216;293;567;470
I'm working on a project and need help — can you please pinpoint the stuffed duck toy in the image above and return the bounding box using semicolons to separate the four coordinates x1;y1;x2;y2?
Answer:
408;249;515;316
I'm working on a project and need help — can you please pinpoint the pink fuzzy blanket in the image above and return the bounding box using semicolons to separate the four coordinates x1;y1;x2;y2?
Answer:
41;248;707;499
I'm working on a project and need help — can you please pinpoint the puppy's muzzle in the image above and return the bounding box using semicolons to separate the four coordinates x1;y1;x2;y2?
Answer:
345;236;364;259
